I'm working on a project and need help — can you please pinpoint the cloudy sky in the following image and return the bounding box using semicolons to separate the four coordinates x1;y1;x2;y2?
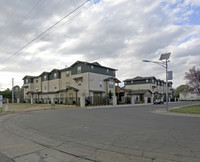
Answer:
0;0;200;90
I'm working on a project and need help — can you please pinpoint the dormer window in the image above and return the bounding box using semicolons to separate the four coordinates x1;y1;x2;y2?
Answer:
26;79;28;83
44;75;47;80
107;69;109;73
77;66;81;74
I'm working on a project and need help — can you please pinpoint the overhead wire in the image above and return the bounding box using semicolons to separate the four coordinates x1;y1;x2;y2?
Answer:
39;0;93;42
0;0;90;65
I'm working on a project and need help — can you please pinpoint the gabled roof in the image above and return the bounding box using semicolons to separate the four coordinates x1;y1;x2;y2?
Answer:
23;61;117;80
104;77;121;83
22;75;36;80
71;60;117;71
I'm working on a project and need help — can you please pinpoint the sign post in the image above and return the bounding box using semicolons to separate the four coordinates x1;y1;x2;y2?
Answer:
0;95;2;112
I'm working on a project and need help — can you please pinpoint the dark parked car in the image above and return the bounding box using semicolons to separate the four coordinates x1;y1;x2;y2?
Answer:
153;99;164;104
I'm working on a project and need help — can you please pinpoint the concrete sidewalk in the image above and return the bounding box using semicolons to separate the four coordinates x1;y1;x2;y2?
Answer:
0;152;13;162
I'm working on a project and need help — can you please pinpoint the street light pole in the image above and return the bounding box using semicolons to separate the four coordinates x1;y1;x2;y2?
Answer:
143;52;171;112
165;59;168;112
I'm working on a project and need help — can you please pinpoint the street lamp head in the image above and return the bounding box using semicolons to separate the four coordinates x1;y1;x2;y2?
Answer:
142;60;151;62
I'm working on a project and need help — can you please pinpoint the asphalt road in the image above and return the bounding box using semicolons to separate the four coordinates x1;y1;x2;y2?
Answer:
0;101;200;162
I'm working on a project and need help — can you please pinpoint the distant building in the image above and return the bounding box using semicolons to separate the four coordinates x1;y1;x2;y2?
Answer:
13;85;24;102
123;76;173;103
23;61;120;105
180;90;200;101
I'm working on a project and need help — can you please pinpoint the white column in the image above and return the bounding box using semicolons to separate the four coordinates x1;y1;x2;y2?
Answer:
131;96;135;104
112;96;117;106
80;97;85;108
144;97;148;104
31;98;33;104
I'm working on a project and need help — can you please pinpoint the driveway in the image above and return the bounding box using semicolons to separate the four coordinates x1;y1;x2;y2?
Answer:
0;101;200;162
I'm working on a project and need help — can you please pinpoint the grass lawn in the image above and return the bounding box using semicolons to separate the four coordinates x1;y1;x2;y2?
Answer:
0;103;77;115
170;105;200;114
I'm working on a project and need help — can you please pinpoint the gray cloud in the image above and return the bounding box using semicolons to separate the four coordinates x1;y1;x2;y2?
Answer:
0;0;200;89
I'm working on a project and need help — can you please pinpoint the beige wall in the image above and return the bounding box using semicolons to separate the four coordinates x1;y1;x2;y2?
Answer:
33;77;42;92
23;83;34;99
42;81;49;92
125;84;152;91
61;70;72;89
71;73;89;97
48;79;61;92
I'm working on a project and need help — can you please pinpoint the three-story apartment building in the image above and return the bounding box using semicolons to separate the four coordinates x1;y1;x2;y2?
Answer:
124;76;173;103
23;61;120;104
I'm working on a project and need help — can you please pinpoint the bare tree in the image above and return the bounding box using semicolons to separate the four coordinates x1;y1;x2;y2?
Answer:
185;66;200;93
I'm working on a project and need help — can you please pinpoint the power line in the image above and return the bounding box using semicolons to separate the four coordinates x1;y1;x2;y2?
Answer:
0;0;90;65
39;1;93;41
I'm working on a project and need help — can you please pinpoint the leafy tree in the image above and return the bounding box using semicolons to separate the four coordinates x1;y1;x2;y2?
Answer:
0;88;12;99
175;85;191;98
185;66;200;93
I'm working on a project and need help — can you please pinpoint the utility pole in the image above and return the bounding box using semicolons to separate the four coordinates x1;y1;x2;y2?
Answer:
12;78;14;104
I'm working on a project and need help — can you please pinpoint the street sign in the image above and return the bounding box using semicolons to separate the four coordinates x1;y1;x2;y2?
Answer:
167;71;173;80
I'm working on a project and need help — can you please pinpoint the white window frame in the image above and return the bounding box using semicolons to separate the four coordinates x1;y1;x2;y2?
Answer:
77;66;81;74
54;73;57;79
99;81;102;88
78;80;82;86
66;82;70;88
66;71;69;77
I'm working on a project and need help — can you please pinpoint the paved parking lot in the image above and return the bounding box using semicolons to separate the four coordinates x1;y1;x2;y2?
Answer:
0;101;200;162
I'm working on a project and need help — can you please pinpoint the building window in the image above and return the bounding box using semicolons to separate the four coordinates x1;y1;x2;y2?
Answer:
131;81;133;83
77;66;81;74
66;82;70;88
36;79;38;83
69;93;73;100
26;79;28;83
54;86;57;89
66;71;69;77
107;69;109;73
54;73;57;79
146;79;148;83
99;81;102;88
78;80;81;86
109;81;114;88
91;65;94;70
113;71;115;75
44;75;47;80
36;87;38;92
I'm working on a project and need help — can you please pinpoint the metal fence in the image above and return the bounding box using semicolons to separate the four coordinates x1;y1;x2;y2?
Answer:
117;97;131;104
85;96;112;106
23;97;80;106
